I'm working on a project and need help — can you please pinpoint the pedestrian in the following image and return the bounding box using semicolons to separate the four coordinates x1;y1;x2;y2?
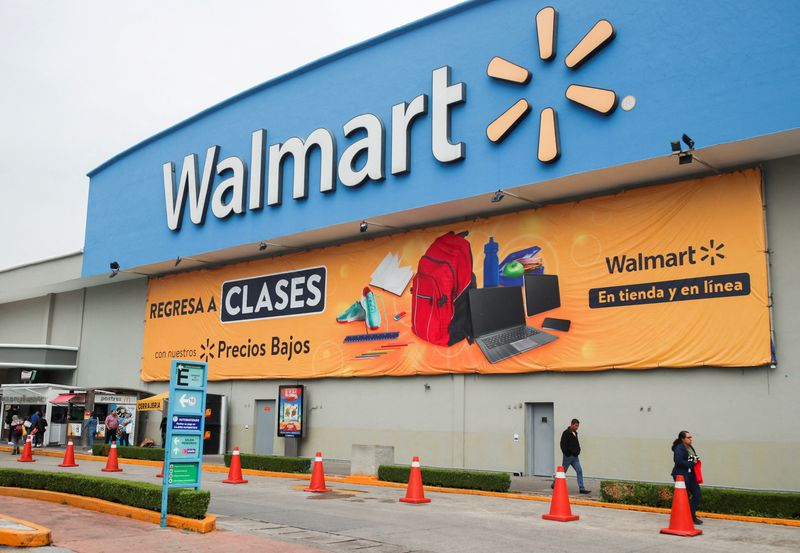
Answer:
34;414;48;447
118;411;131;446
10;415;23;455
553;418;591;494
29;410;40;442
104;410;119;444
671;430;703;525
160;416;167;447
82;413;98;452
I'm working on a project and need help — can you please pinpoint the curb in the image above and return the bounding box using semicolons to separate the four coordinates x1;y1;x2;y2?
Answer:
0;487;216;533
0;513;51;547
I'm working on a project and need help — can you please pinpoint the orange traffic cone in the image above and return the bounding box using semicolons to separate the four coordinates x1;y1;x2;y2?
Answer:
18;436;35;463
304;451;331;492
660;476;702;537
58;439;79;467
101;442;123;472
156;461;164;478
400;456;431;504
543;466;579;521
223;447;248;484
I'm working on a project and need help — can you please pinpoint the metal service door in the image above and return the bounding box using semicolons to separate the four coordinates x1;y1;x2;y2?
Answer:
254;400;275;455
526;403;554;476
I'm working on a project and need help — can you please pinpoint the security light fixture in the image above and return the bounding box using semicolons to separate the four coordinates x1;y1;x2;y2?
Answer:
175;256;182;267
360;220;400;233
670;134;720;174
109;261;120;278
491;189;540;207
259;242;268;251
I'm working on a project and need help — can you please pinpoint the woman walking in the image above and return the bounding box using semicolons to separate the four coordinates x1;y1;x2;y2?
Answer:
671;430;702;525
10;415;23;455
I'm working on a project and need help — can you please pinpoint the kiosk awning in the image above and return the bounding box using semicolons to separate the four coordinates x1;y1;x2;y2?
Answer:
50;393;83;405
136;392;168;411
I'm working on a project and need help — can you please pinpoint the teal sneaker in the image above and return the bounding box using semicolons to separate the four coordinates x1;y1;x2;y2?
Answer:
336;300;365;323
361;287;381;330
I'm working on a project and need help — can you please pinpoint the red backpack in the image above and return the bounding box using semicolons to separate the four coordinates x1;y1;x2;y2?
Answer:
411;231;476;346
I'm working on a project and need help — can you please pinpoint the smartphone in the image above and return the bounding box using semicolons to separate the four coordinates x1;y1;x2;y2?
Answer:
542;317;570;332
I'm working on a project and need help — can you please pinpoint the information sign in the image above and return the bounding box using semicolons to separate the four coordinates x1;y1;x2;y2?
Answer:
167;463;199;484
161;360;207;527
171;435;201;460
171;415;202;431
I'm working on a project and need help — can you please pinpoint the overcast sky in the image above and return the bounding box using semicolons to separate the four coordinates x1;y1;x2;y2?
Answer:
0;1;462;271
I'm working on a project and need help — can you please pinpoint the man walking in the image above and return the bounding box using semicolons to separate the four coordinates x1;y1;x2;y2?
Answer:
553;418;590;494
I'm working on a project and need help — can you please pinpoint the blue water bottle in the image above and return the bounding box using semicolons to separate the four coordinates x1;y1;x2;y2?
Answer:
483;237;499;287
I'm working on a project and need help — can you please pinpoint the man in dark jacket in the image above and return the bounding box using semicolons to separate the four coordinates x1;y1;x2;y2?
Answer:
552;418;590;494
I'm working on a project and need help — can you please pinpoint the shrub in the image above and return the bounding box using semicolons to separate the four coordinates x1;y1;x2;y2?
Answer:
92;444;164;461
0;468;209;519
600;480;800;519
378;465;511;493
223;453;310;473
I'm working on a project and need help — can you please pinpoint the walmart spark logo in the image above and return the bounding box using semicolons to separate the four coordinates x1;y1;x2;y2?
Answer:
486;7;618;163
700;239;726;266
199;338;215;361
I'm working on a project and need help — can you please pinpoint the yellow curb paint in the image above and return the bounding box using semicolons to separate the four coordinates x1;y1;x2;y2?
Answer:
0;513;51;547
0;487;215;533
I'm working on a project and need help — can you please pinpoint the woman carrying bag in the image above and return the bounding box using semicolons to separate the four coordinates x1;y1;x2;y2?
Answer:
671;430;703;525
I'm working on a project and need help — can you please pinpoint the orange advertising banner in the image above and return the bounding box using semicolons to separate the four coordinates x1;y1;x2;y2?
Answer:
141;169;771;381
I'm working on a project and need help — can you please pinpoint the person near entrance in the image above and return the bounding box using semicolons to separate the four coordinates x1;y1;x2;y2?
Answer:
552;418;590;494
104;410;119;444
671;430;703;525
82;412;98;452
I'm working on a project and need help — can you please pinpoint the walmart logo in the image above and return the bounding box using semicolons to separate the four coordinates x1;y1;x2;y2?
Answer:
486;7;618;163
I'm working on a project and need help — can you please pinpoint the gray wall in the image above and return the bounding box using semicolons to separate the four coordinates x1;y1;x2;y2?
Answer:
0;296;50;343
76;278;148;390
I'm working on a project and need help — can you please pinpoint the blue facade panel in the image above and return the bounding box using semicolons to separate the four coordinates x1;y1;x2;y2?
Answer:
83;0;800;276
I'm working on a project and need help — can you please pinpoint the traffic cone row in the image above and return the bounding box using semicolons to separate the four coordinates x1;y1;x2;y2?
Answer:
660;476;702;537
223;447;248;484
304;451;331;492
47;441;700;538
101;442;123;472
58;439;79;467
543;466;579;522
17;436;35;463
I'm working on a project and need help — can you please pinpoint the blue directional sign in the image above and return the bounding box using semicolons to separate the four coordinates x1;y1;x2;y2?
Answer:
161;360;207;527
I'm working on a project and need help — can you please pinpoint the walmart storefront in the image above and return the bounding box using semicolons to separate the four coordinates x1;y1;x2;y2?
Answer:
2;0;799;490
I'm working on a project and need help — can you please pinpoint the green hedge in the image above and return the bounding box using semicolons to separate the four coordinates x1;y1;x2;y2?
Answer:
0;468;209;519
600;480;800;520
92;444;164;461
378;464;511;493
223;453;310;473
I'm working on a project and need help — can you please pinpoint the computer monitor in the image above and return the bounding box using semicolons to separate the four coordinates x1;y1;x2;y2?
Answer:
469;286;526;338
524;274;561;316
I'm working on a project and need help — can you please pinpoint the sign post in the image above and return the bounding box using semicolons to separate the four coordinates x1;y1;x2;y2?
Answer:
160;360;207;527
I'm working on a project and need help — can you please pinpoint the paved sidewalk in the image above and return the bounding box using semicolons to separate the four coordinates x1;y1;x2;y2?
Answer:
1;496;326;553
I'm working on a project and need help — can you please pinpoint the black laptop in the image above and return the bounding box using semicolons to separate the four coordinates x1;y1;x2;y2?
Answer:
469;286;557;364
